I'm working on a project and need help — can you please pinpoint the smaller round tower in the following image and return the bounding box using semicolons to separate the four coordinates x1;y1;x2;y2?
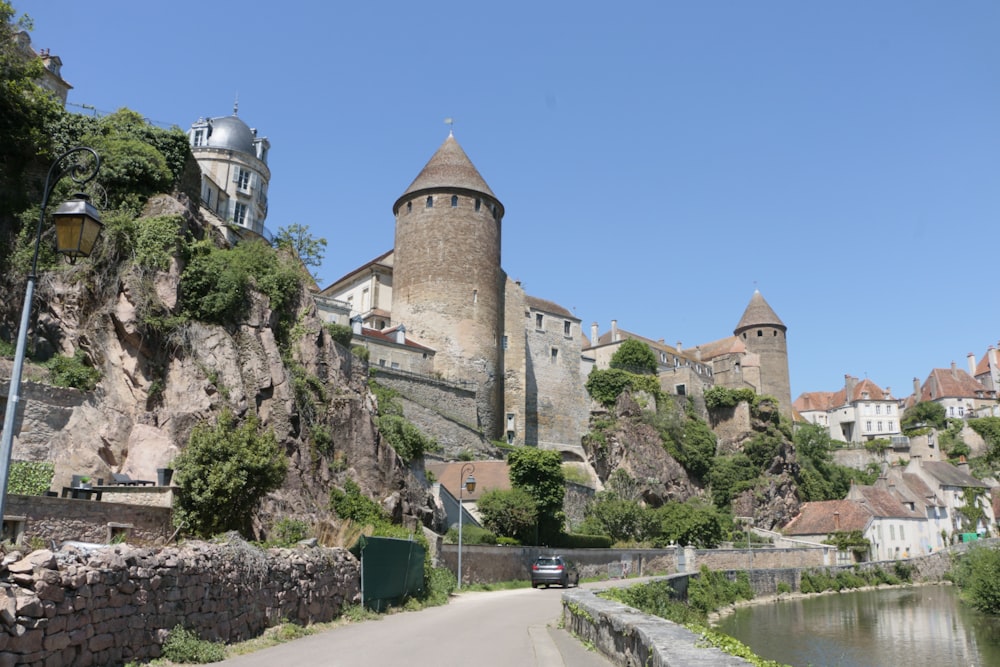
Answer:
734;290;792;417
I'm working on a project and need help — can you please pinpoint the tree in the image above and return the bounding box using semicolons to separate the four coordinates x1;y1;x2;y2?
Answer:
650;499;726;548
902;401;947;432
953;545;1000;614
583;494;645;543
276;223;327;281
172;409;288;538
609;339;658;375
0;3;62;222
507;447;565;544
476;487;537;542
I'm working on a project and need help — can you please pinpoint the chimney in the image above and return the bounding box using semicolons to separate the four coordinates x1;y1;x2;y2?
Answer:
885;386;892;399
951;361;958;378
833;511;841;531
913;377;921;398
845;374;857;399
676;341;682;353
591;322;599;345
968;352;977;375
611;320;619;342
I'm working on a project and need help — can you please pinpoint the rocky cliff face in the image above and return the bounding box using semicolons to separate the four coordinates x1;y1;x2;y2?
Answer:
583;391;801;531
2;195;441;538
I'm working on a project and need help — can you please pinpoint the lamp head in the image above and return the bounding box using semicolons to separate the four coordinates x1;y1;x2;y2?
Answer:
53;194;103;262
464;474;476;494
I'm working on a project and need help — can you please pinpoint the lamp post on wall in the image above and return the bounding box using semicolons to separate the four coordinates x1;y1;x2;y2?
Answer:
456;463;476;590
0;147;103;531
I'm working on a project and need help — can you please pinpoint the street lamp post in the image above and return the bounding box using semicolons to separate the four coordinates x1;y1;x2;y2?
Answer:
456;463;476;590
0;147;103;532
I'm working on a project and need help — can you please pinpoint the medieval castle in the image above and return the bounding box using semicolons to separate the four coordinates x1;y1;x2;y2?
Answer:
186;115;792;455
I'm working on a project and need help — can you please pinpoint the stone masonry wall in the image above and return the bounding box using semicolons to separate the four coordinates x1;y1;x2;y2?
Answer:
6;495;173;546
0;541;359;667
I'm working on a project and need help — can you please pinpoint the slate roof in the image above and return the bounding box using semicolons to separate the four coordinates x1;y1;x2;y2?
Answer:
920;461;989;489
394;134;501;215
425;460;511;502
693;335;747;361
734;290;785;334
783;499;872;536
526;295;575;319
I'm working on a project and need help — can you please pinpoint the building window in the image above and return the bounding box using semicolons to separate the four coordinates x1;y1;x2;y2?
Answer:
235;167;251;191
876;404;882;415
379;359;386;367
475;199;481;211
877;421;883;431
390;362;400;369
676;384;686;396
507;413;516;430
407;201;412;213
193;129;205;146
757;330;763;337
502;335;508;350
866;420;872;432
550;347;558;361
473;289;478;304
233;202;248;225
890;525;895;540
426;196;433;208
959;406;965;417
564;321;571;336
451;195;458;207
535;314;543;330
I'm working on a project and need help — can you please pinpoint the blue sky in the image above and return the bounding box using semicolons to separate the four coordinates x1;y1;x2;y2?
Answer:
16;1;1000;401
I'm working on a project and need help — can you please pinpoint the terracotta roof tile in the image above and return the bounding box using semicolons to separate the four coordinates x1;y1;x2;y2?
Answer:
783;499;872;535
526;295;575;319
425;460;511;501
918;367;992;401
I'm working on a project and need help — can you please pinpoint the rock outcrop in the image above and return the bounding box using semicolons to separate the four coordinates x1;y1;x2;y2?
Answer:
1;194;442;538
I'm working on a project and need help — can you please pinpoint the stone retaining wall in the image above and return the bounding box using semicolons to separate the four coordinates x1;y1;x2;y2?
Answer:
0;541;360;667
6;495;173;546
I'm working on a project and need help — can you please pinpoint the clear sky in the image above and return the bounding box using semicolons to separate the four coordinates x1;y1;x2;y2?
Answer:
15;1;1000;402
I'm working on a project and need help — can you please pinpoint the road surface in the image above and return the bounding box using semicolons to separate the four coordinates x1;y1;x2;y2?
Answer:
217;584;614;667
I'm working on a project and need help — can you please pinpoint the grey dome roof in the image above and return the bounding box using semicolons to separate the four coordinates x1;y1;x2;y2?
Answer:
205;115;256;154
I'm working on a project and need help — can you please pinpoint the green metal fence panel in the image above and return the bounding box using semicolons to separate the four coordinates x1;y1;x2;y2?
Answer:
351;536;425;611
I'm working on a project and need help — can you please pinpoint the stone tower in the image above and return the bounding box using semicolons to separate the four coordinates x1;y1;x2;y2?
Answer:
734;290;792;417
391;133;505;438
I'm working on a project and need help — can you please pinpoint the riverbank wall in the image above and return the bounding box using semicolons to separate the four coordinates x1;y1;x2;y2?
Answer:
560;541;989;667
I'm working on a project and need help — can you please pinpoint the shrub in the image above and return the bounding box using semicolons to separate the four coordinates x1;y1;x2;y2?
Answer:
444;524;497;545
330;479;387;527
477;487;538;543
44;351;101;391
776;581;791;594
161;625;226;664
952;545;1000;614
7;461;54;495
266;518;310;547
376;414;437;463
609;339;658;375
172;409;288;538
704;386;756;410
325;323;354;347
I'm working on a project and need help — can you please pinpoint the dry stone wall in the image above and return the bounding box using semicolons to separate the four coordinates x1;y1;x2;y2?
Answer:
0;541;359;667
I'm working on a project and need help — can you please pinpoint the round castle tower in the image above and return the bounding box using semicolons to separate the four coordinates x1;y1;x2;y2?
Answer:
734;290;792;418
391;134;505;438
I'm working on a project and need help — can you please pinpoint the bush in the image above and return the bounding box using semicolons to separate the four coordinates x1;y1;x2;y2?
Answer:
325;323;354;347
376;414;437;463
609;339;658;375
477;487;538;543
330;479;387;527
172;409;288;538
952;545;1000;614
161;625;226;664
7;461;54;495
44;351;101;391
444;524;497;545
265;518;310;547
704;386;756;410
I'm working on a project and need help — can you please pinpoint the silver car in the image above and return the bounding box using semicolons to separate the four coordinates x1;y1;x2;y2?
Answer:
530;556;579;588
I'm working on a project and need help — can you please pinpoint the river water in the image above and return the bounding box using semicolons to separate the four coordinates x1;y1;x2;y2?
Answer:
714;585;1000;667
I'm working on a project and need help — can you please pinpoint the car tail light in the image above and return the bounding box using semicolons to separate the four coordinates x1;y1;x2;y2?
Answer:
555;565;564;571
532;564;539;571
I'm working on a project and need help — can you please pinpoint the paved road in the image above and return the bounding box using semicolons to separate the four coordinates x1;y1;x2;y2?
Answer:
218;585;613;667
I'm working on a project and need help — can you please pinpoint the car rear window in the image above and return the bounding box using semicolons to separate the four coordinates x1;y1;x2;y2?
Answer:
536;558;560;566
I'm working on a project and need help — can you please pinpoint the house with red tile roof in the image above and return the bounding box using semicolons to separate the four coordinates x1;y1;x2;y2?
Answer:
904;363;998;420
793;375;901;444
846;482;926;560
782;499;875;563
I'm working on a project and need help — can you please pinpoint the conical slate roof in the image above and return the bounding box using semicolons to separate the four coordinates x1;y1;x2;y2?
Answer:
734;290;785;334
394;134;499;213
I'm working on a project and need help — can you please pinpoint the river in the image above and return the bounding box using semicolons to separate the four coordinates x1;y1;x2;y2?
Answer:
714;584;1000;667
